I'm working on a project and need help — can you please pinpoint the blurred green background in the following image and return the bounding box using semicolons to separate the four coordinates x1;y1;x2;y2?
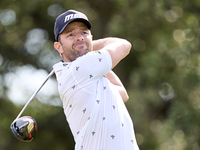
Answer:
1;0;200;149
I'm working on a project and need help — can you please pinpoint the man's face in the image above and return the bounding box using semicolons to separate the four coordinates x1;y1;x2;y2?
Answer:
55;21;93;62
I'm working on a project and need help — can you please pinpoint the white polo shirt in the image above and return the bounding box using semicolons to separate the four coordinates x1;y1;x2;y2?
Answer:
53;49;139;150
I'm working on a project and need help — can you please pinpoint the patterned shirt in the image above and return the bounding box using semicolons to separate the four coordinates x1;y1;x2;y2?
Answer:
53;49;139;150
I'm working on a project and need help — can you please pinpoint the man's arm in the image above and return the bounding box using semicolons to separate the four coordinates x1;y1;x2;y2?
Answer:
106;71;129;103
93;37;131;102
93;37;132;69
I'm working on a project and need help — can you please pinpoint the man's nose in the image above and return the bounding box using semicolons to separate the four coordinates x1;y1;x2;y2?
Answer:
76;33;84;41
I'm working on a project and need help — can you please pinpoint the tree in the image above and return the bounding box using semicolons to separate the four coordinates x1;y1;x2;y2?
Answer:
0;0;200;149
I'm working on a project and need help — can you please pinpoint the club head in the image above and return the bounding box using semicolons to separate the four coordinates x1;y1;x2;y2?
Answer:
11;116;37;142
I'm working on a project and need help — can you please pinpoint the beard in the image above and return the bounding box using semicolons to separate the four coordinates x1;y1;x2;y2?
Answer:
63;41;90;62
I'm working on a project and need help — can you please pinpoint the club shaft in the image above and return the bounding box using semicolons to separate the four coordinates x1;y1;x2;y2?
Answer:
11;70;55;125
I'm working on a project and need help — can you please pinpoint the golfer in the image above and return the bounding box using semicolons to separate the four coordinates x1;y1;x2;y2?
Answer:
53;10;139;150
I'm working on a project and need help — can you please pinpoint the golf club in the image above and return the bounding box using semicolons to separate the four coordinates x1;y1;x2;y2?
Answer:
10;69;55;142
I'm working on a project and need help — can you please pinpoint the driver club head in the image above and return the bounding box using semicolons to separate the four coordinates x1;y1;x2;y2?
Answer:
11;116;37;142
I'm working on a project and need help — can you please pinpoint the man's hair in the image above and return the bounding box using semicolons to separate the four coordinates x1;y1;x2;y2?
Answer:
58;35;62;44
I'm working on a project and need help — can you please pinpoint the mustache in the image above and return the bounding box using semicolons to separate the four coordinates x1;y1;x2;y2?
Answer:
73;41;87;48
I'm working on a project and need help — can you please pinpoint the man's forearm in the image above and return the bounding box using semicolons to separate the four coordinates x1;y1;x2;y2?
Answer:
92;38;112;51
93;37;129;51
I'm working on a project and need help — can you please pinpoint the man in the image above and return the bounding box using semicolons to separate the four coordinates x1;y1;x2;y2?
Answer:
53;10;139;150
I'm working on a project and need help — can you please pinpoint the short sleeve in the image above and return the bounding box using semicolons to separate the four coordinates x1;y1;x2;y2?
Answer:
71;49;112;84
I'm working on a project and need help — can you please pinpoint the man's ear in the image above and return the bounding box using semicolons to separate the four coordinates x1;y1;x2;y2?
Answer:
91;35;93;40
54;42;63;54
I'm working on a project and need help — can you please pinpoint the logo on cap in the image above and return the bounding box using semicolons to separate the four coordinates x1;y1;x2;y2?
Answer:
64;14;85;23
